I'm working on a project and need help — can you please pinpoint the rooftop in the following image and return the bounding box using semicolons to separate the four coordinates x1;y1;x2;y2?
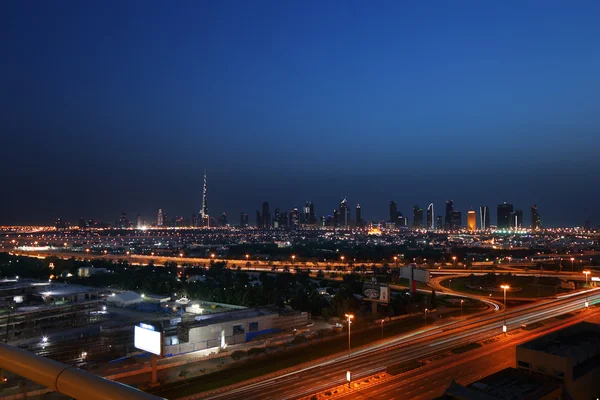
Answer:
519;322;600;363
440;368;561;400
180;308;276;329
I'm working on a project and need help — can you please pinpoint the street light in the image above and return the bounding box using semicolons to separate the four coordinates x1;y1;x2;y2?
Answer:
452;256;457;267
584;270;591;286
584;270;591;307
291;255;295;265
393;256;398;267
501;284;510;334
424;308;428;324
460;299;464;316
344;314;354;357
571;257;575;271
380;319;384;340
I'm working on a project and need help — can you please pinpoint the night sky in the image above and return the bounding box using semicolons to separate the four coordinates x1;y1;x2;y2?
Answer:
2;1;600;227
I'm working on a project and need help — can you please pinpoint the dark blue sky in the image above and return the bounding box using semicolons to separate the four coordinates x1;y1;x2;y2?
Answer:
2;1;600;226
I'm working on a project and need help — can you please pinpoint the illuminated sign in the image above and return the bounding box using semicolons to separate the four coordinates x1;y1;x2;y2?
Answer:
140;323;155;331
592;277;600;282
134;325;162;356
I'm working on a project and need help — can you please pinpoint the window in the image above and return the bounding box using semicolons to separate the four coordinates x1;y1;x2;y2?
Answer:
249;322;258;332
517;361;530;368
233;325;244;334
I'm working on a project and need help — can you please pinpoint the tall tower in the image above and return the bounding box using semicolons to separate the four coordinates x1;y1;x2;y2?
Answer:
467;209;477;231
531;205;542;231
445;200;454;230
497;202;513;229
427;203;434;230
157;209;163;226
356;204;362;227
479;206;490;230
200;170;209;227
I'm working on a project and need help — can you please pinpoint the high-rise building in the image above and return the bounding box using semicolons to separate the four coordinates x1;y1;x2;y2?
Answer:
479;206;490;230
451;211;462;230
390;201;398;222
333;209;340;228
157;209;163;226
436;215;443;230
78;218;86;230
240;212;248;228
467;209;477;231
355;204;362;227
255;210;262;228
136;214;142;229
217;213;228;227
413;205;423;228
199;170;209;227
427;203;434;230
262;202;270;229
302;202;311;224
531;205;542;231
191;213;197;227
497;202;513;229
309;202;316;224
339;198;350;228
445;200;454;230
291;208;300;228
510;210;523;229
118;212;129;229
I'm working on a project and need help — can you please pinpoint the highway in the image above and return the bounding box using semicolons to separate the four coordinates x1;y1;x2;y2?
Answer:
168;287;600;400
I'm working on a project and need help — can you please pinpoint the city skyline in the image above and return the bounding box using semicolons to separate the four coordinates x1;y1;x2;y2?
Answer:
3;2;600;227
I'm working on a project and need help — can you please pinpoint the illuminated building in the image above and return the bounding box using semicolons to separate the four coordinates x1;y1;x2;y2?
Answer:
467;209;476;231
157;209;163;226
262;202;270;229
199;170;209;227
339;198;350;228
255;210;262;228
531;205;542;231
240;212;248;228
427;203;434;230
510;209;523;229
436;215;443;230
479;206;490;230
497;202;513;229
445;200;454;230
356;204;362;227
451;211;462;230
413;205;423;228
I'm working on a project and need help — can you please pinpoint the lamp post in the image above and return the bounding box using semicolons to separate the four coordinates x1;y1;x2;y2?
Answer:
501;284;510;334
344;314;354;357
380;319;384;340
584;270;591;307
571;257;575;272
424;308;428;324
452;256;457;267
460;299;464;317
292;255;295;265
246;254;249;270
394;256;398;268
341;256;345;269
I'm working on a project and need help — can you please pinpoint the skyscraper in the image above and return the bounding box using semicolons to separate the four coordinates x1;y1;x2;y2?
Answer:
390;201;398;222
200;170;209;227
436;215;443;230
467;209;476;231
262;202;270;229
531;205;542;231
445;200;454;230
255;210;262;228
427;203;434;230
136;214;142;229
451;211;462;230
217;213;228;227
355;204;362;227
157;209;163;226
339;198;350;228
309;202;316;224
497;202;513;229
413;205;423;228
510;210;523;229
240;212;248;228
479;206;490;230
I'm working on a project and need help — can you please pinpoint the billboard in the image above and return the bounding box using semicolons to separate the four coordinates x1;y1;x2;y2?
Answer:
399;265;430;283
134;325;162;356
362;283;390;303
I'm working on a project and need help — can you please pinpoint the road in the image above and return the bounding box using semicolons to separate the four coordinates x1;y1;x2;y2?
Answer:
165;287;600;400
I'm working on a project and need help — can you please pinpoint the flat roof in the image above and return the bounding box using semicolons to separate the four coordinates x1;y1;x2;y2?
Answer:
40;284;100;296
519;322;600;362
180;308;276;329
442;368;560;400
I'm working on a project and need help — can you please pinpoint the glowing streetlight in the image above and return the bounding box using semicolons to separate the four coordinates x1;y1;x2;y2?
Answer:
424;308;428;324
460;299;464;316
179;253;183;257
380;319;384;340
211;253;216;260
393;256;398;267
41;336;48;344
584;270;591;286
501;284;510;334
570;257;575;271
344;314;354;357
341;255;345;263
291;255;296;265
452;256;457;267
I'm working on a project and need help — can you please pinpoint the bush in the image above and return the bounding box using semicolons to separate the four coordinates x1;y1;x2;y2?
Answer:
231;350;247;360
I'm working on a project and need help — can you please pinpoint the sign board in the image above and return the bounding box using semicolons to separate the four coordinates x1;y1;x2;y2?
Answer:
346;371;351;382
592;277;600;282
134;325;162;356
362;283;390;303
399;265;430;283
